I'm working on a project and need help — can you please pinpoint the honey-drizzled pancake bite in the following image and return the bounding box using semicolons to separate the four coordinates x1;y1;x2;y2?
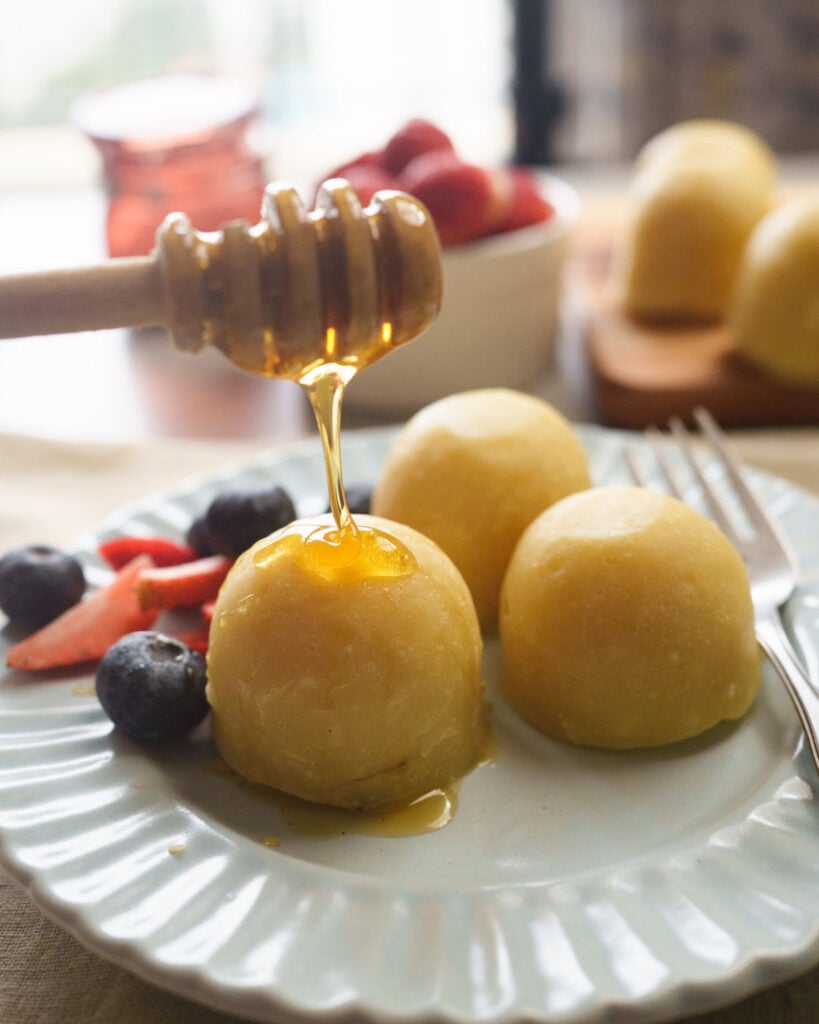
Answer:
612;120;775;322
500;486;761;749
372;389;592;633
206;515;486;811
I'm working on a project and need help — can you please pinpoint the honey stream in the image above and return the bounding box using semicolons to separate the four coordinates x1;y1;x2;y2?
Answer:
242;345;448;838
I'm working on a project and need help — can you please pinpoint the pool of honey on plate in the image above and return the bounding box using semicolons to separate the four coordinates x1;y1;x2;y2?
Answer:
205;757;462;840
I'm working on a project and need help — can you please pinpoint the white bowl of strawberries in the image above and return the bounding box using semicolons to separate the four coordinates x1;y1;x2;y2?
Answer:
317;119;580;414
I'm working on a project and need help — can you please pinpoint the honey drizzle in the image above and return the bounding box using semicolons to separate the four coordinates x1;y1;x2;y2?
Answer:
300;359;357;539
196;182;459;830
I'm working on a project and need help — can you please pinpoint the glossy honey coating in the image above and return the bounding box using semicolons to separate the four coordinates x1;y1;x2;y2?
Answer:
156;179;442;379
206;514;487;811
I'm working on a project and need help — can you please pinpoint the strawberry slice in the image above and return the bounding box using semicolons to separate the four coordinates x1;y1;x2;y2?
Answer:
171;627;211;655
200;600;216;623
99;535;199;570
134;555;233;612
6;555;158;671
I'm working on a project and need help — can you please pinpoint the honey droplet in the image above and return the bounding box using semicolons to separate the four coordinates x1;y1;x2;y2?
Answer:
254;520;416;582
205;758;459;840
267;784;458;840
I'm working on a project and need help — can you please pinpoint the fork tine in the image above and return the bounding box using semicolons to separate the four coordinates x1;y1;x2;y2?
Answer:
692;407;770;535
624;445;651;487
668;415;746;543
645;426;687;499
626;428;688;493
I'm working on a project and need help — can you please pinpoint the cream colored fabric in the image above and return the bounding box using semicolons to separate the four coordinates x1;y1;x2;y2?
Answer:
0;428;817;1024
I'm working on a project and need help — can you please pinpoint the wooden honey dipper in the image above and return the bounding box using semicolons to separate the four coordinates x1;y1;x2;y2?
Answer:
0;179;442;380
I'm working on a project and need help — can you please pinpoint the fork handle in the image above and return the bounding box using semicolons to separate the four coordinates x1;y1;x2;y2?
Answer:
756;612;819;775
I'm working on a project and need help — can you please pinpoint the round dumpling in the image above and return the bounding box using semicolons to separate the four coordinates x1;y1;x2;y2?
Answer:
612;119;775;322
372;388;591;633
731;196;819;387
206;514;486;810
500;486;760;749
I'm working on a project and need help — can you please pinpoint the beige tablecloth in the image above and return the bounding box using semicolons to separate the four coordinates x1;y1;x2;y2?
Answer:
1;426;818;1024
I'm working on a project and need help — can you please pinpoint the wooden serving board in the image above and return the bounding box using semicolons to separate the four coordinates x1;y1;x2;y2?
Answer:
574;201;819;430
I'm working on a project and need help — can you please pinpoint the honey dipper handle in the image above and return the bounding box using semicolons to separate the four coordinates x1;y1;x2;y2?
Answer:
0;256;163;339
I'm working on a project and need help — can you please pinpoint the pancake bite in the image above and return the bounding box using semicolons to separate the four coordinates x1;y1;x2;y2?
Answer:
500;486;760;749
372;389;591;633
731;197;819;387
612;120;775;322
206;514;485;810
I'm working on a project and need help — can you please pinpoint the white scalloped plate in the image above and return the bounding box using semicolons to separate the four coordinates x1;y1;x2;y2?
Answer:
1;424;819;1024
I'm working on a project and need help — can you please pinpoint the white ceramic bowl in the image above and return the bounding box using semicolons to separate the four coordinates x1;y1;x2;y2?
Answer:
345;174;580;415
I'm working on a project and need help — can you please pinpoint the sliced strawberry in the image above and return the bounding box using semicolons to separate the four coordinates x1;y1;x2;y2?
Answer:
134;555;233;612
99;535;199;571
398;152;507;247
383;119;455;176
200;600;216;623
171;627;210;655
495;168;554;233
7;555;158;672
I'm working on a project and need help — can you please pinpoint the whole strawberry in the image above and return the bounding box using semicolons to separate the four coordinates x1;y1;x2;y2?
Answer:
335;163;397;206
399;151;506;247
383;119;455;176
495;168;554;233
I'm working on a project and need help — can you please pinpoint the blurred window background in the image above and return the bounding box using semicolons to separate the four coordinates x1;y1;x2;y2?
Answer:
546;0;819;163
0;0;817;192
0;0;513;189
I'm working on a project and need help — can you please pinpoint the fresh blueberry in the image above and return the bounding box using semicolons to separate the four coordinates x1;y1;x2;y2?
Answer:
205;485;296;557
0;545;86;630
324;484;372;516
96;631;209;742
185;514;213;556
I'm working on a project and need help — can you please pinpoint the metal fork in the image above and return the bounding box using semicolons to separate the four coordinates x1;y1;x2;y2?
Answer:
625;406;819;772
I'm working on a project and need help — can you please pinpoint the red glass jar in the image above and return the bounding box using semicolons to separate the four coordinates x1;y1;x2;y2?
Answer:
73;75;268;257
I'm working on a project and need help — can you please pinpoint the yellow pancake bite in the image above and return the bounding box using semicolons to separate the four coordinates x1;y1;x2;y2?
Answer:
206;514;485;810
730;196;819;387
613;120;775;322
371;389;592;633
500;486;760;749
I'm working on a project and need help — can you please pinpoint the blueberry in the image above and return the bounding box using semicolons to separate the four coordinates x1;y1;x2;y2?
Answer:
96;631;209;742
205;485;296;557
0;545;86;630
185;514;213;556
324;484;372;517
